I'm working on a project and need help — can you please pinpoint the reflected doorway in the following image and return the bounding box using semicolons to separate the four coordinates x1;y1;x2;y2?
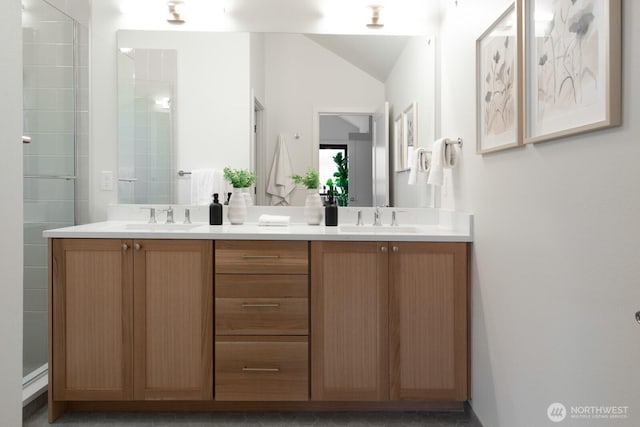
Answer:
318;114;373;207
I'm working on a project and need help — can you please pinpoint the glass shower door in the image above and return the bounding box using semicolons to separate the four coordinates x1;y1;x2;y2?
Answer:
22;0;78;381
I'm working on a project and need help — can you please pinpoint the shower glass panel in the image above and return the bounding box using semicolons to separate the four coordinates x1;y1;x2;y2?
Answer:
22;0;89;382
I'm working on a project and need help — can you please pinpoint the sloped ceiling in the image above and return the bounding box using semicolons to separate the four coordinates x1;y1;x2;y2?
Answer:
304;34;410;82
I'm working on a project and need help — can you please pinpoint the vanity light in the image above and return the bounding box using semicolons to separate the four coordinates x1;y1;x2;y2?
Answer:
366;5;384;29
167;1;185;24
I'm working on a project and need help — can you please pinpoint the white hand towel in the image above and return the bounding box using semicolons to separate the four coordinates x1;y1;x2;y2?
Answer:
258;214;291;226
408;147;431;185
190;168;218;205
427;138;447;186
266;135;295;206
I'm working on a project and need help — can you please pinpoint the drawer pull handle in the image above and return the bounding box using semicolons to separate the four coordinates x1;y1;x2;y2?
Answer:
241;303;280;308
242;367;280;372
242;255;280;259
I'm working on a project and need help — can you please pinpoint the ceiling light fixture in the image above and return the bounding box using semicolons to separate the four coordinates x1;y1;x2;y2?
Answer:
167;1;185;24
366;5;384;29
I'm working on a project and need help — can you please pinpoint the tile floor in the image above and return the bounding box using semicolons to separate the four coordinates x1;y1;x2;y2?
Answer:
24;404;483;426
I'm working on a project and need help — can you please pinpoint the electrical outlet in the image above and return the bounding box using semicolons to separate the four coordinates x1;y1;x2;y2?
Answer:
100;171;114;191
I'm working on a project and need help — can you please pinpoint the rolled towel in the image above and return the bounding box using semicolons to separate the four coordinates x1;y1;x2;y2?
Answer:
444;141;460;168
258;214;291;226
408;147;431;185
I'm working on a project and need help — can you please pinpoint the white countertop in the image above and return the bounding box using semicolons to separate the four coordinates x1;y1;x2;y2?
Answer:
43;221;472;242
43;206;473;242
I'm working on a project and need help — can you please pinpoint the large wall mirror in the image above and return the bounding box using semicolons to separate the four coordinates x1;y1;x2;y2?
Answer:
116;30;436;207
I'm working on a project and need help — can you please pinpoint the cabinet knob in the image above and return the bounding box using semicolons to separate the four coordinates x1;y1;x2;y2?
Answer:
380;246;387;253
392;246;399;253
134;243;142;251
636;311;640;324
122;243;129;252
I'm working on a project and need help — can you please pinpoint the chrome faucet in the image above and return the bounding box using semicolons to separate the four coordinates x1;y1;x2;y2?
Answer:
159;206;174;224
140;207;156;224
373;207;382;226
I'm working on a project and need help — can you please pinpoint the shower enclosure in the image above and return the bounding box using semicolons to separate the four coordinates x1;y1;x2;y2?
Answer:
22;0;89;395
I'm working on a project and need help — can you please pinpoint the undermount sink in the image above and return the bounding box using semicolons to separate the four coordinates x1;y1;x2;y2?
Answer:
339;225;420;234
124;223;203;231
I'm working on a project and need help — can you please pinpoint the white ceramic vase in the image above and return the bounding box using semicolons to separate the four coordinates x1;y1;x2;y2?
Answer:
241;187;253;206
228;189;247;224
304;189;323;225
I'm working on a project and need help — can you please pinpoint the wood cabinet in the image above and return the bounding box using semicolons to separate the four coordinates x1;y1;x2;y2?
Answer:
51;239;213;402
51;239;133;401
133;240;213;400
215;240;309;401
389;242;468;401
310;241;468;402
310;241;389;401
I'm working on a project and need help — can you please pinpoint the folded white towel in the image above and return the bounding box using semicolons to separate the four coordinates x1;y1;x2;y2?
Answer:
266;135;295;206
258;214;291;226
190;169;225;205
408;147;431;185
427;138;446;186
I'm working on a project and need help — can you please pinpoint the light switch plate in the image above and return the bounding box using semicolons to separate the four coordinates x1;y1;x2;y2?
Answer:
100;170;114;191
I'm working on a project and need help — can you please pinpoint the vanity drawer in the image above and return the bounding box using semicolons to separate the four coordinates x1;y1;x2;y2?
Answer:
216;297;308;335
215;274;308;298
215;240;308;275
215;336;308;401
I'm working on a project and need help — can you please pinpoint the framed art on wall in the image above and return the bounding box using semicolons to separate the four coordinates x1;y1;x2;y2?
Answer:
523;0;621;144
402;102;418;166
476;2;522;154
394;114;407;171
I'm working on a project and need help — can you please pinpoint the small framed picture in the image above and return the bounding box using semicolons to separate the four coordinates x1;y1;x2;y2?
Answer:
476;2;522;153
394;114;408;172
523;0;621;143
403;102;418;149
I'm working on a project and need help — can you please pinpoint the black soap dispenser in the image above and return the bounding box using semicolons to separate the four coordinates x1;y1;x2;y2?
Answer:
325;187;338;226
209;193;223;225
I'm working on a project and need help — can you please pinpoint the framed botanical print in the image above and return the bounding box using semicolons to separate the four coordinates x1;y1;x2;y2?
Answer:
476;2;522;153
523;0;621;143
394;114;407;171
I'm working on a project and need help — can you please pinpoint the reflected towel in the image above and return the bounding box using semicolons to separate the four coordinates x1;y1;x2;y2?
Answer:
266;135;295;205
408;147;431;185
427;138;446;186
258;214;291;226
190;169;224;205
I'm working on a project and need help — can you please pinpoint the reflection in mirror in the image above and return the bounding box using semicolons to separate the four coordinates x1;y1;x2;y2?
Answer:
115;31;435;207
117;48;176;204
318;114;373;207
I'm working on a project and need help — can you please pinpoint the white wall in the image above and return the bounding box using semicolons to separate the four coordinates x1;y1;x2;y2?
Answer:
439;2;640;426
262;33;385;205
385;35;436;207
0;1;23;425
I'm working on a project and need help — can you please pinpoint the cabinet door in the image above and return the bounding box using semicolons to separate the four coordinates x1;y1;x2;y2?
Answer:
133;240;213;400
51;239;133;401
310;241;389;401
389;242;468;401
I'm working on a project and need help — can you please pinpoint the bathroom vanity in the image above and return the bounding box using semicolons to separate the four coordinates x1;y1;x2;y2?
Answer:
44;208;472;422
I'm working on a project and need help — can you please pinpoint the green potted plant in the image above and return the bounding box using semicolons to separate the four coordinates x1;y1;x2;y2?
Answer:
223;167;256;224
291;168;322;225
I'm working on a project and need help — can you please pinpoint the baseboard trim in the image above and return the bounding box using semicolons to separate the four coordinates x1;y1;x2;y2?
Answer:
65;400;465;412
